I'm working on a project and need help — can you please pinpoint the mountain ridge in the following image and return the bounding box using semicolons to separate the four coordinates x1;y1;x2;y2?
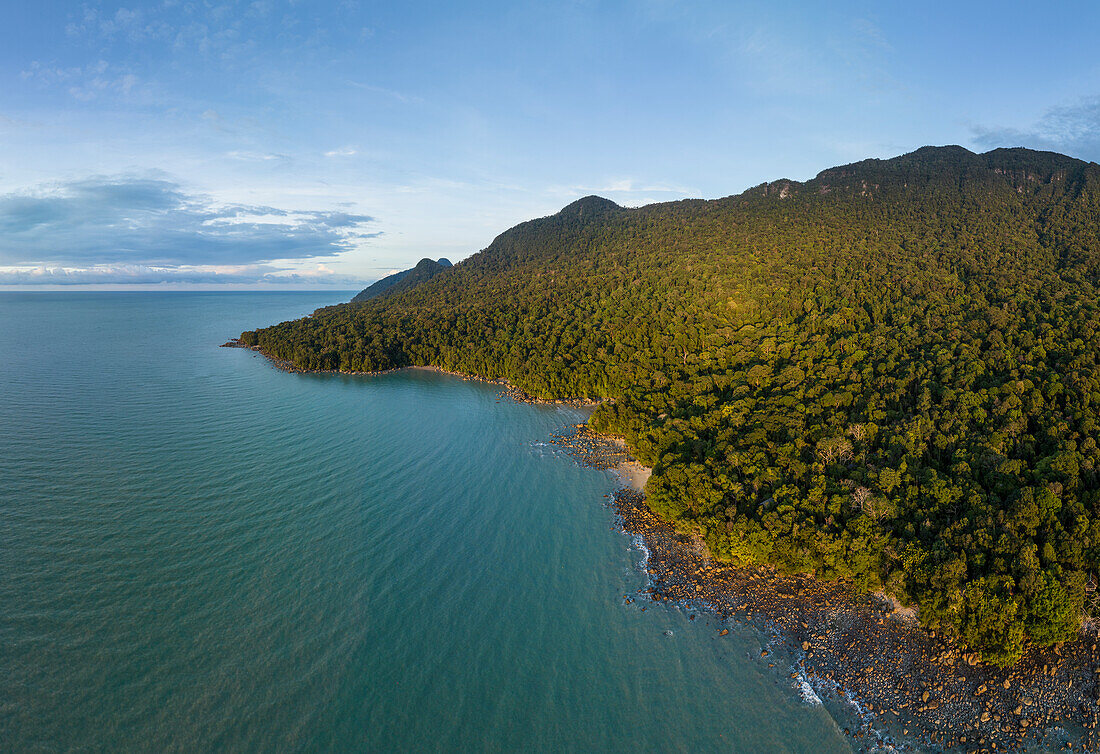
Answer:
350;257;453;303
244;145;1100;667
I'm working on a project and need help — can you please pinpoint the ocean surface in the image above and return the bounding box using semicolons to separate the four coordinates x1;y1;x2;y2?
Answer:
0;292;854;753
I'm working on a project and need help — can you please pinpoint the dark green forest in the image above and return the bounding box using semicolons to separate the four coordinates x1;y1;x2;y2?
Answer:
350;257;452;303
242;146;1100;666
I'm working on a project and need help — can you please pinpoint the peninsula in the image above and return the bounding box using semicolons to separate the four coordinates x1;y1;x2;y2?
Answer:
241;146;1100;748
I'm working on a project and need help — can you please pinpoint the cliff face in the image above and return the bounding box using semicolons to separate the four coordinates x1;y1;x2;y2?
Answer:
350;258;453;303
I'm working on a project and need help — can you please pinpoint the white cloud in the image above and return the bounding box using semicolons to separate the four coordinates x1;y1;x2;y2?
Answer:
0;174;381;275
347;81;424;104
21;59;144;102
973;96;1100;161
0;262;366;286
226;150;289;162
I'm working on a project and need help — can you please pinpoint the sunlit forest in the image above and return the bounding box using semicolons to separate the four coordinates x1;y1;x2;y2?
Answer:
242;146;1100;666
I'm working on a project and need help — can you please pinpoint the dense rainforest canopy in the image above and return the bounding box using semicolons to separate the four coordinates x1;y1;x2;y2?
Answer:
243;145;1100;666
350;257;452;303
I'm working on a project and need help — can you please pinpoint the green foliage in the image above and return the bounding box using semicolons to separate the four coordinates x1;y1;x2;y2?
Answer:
242;147;1100;665
350;257;452;303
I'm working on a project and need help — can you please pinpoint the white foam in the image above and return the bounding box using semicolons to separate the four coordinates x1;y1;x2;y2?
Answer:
796;677;823;706
631;533;651;572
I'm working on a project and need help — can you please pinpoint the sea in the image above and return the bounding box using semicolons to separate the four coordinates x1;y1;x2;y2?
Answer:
0;291;855;753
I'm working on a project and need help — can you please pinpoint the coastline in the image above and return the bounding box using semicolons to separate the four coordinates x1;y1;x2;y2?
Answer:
552;423;1100;754
221;339;600;407
610;485;1100;753
230;338;1100;752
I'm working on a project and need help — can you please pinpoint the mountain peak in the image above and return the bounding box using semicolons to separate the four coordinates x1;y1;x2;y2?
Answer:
906;144;975;161
412;257;449;271
351;257;452;303
559;195;621;218
804;145;1093;197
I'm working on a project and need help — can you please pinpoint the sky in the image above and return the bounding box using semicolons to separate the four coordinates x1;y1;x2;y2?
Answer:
1;1;1099;289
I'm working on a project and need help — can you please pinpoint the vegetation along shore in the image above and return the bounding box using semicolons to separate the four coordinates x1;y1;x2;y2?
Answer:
555;428;1099;752
237;146;1100;751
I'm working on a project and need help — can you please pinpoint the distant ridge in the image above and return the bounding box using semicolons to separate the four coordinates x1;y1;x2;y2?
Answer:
351;257;453;303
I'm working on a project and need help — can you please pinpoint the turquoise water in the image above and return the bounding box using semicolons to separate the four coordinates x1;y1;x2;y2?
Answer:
0;292;852;753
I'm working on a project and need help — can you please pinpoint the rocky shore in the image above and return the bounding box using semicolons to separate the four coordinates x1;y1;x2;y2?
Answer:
555;428;1100;754
614;490;1100;753
548;423;652;490
232;339;1100;752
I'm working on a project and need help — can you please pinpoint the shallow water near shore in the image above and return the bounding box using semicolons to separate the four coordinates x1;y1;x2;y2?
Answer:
1;291;853;752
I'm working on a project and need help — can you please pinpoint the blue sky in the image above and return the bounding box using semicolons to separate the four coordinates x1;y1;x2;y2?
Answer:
1;0;1099;288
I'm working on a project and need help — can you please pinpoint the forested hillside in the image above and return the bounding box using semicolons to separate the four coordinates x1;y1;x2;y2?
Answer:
242;146;1100;665
350;257;452;302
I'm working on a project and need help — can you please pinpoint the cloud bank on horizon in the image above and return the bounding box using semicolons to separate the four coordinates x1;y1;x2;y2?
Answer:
2;1;1100;287
0;175;377;285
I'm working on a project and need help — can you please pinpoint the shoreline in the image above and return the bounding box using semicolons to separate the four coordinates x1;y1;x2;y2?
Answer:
229;338;1100;752
551;423;1100;753
611;489;1100;753
221;339;600;407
